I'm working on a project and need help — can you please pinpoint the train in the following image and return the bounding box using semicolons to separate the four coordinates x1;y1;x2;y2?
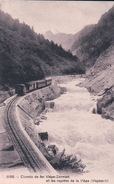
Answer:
15;77;52;96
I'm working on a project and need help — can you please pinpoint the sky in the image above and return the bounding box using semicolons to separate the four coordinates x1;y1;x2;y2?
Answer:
1;1;114;34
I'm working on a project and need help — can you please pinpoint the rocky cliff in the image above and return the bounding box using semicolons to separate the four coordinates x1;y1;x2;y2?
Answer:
71;5;114;68
78;5;114;121
82;42;114;120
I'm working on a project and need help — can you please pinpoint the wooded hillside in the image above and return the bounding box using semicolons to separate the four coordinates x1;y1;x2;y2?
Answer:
0;9;85;87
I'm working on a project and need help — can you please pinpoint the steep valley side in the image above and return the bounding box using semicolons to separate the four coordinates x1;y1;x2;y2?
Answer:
82;43;114;121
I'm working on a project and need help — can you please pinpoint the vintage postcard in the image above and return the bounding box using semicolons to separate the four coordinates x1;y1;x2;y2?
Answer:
0;0;114;183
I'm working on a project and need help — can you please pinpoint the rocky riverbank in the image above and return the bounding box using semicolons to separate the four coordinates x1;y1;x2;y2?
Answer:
36;77;114;181
81;44;114;121
97;86;114;120
17;82;65;162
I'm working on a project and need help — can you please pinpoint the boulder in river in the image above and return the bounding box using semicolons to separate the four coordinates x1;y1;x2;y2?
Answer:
38;132;48;141
45;101;55;109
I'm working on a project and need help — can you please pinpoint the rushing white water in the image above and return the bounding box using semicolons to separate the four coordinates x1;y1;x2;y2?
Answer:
38;78;114;181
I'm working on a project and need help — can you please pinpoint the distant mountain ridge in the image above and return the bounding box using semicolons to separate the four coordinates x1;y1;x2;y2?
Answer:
44;25;95;51
44;30;73;50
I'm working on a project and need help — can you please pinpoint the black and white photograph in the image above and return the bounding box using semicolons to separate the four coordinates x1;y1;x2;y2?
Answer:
0;0;114;183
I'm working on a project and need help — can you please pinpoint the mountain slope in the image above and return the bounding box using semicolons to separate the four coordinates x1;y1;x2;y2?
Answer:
71;5;114;68
44;30;73;50
82;43;114;120
81;5;114;121
82;43;114;94
63;24;95;51
44;25;95;51
0;9;85;87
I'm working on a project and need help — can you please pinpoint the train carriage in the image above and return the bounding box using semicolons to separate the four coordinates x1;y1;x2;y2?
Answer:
36;79;46;89
46;77;52;86
25;81;36;92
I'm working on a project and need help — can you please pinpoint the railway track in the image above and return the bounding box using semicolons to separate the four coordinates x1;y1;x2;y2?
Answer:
4;95;56;173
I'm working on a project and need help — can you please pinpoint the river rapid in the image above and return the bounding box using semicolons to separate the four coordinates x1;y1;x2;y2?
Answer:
38;77;114;182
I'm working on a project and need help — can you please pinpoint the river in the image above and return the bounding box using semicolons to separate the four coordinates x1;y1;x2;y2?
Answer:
38;77;114;182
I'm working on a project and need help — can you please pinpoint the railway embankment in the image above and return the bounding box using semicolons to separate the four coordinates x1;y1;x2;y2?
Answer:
0;75;84;171
0;77;68;171
17;82;66;163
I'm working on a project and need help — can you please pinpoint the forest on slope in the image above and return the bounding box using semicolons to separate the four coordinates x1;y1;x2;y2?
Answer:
0;9;85;88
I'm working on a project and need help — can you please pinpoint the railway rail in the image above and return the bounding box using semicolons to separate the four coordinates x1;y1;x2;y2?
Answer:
4;95;56;173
